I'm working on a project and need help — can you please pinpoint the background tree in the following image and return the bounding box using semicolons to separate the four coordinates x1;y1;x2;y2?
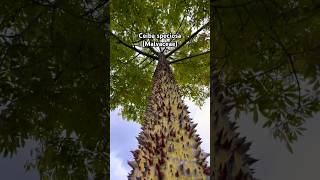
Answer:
210;0;320;178
0;0;108;179
211;0;320;152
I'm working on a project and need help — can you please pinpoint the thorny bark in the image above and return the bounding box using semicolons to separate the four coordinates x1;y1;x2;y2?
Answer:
128;54;210;179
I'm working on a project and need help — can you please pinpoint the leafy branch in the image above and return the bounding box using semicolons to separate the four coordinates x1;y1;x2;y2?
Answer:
213;0;256;9
161;14;187;53
109;31;158;60
165;22;209;58
169;51;210;64
242;2;302;109
258;0;302;108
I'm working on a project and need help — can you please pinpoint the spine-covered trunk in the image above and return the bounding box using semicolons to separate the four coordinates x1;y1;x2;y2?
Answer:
128;53;210;180
210;64;257;180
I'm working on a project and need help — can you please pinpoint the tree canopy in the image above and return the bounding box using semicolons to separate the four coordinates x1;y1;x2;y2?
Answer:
110;0;210;123
211;0;320;151
0;0;108;178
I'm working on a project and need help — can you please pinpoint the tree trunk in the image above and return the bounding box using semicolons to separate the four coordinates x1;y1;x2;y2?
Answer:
128;53;210;180
210;65;257;180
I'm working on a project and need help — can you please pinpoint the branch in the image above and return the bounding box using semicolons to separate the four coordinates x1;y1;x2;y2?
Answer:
109;31;158;60
169;51;210;64
226;60;287;88
141;60;153;69
165;22;209;58
214;0;256;8
287;55;301;108
111;12;159;57
148;47;159;56
215;7;232;58
31;0;107;24
258;0;302;108
162;14;186;53
119;53;140;65
0;12;44;39
241;0;303;109
138;57;149;67
82;1;108;17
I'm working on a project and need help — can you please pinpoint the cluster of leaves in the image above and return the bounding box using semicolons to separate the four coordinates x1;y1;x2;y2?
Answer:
0;0;108;178
110;0;210;123
213;0;320;150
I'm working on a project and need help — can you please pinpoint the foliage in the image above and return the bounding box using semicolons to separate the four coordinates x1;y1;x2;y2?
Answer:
212;0;320;150
0;0;108;178
110;0;210;123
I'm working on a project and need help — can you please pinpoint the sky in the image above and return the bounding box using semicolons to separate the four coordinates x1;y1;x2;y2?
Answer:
237;112;320;180
0;139;40;179
1;103;320;179
110;99;320;180
110;99;210;180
